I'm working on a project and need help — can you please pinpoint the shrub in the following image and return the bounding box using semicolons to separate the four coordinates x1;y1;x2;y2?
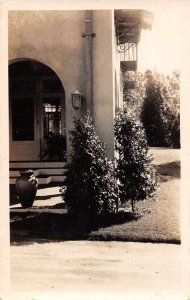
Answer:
122;71;146;118
63;113;118;223
141;70;180;147
115;110;157;212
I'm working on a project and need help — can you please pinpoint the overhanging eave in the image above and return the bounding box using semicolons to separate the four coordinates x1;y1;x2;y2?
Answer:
115;9;153;45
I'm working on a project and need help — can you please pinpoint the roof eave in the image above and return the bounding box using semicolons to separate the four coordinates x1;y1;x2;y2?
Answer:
115;9;153;45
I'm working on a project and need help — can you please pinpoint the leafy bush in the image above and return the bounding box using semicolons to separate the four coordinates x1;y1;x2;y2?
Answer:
123;71;146;118
122;69;180;148
115;110;157;212
63;113;118;222
141;70;180;147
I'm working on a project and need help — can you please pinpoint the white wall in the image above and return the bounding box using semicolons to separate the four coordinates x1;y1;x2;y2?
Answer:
92;10;116;160
9;10;118;160
9;10;86;158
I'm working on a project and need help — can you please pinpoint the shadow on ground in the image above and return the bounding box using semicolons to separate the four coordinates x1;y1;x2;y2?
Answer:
10;213;88;241
10;211;140;244
154;160;180;182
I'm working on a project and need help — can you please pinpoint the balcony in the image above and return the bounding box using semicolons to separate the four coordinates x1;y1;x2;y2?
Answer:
115;10;153;72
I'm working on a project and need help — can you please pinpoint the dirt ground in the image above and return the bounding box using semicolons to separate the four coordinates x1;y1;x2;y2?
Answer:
10;240;184;296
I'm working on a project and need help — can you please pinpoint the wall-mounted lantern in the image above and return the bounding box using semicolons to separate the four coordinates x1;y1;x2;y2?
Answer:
71;89;82;109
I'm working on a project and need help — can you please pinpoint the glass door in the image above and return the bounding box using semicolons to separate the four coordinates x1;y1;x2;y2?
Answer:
9;76;39;161
41;95;66;161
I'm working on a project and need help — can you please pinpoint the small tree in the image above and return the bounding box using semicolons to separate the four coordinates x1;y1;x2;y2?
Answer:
115;110;157;212
63;113;118;223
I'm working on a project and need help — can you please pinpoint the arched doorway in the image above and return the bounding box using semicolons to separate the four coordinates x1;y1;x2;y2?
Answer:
9;60;66;161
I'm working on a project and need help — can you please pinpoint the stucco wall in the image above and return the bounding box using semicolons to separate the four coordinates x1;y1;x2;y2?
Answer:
92;10;115;160
9;10;86;157
9;10;119;160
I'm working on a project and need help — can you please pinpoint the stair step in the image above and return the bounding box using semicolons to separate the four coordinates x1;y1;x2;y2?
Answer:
10;161;66;168
10;178;17;185
10;174;66;184
10;175;52;185
37;176;52;185
50;175;66;182
9;161;67;184
39;169;66;175
10;169;40;177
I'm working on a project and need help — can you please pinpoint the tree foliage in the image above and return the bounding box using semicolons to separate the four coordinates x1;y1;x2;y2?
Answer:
141;70;180;147
122;69;180;148
115;110;157;212
123;71;146;118
63;113;118;221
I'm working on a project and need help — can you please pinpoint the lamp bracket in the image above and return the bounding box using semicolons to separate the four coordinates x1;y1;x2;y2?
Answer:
81;32;96;38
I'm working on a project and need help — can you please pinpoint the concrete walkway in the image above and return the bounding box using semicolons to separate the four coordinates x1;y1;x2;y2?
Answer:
10;185;63;208
9;240;185;297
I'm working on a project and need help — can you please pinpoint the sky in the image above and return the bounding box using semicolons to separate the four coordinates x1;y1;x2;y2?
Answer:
138;3;181;74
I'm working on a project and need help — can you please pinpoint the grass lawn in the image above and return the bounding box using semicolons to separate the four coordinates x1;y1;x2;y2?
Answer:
10;148;180;244
89;148;180;243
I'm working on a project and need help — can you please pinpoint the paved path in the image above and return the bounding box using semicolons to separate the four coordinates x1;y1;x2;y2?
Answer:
9;241;184;296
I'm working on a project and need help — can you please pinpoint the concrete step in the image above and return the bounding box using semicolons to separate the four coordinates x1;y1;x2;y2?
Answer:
10;175;65;184
10;178;17;185
10;175;52;185
50;175;66;182
10;169;40;177
39;168;66;175
10;161;66;169
9;162;67;184
37;176;52;185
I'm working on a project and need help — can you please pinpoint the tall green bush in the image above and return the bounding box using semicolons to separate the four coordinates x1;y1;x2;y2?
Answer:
141;70;180;147
63;113;118;221
122;69;180;147
115;110;157;212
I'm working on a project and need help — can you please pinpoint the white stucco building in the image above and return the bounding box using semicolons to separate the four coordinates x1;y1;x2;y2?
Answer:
9;9;152;184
